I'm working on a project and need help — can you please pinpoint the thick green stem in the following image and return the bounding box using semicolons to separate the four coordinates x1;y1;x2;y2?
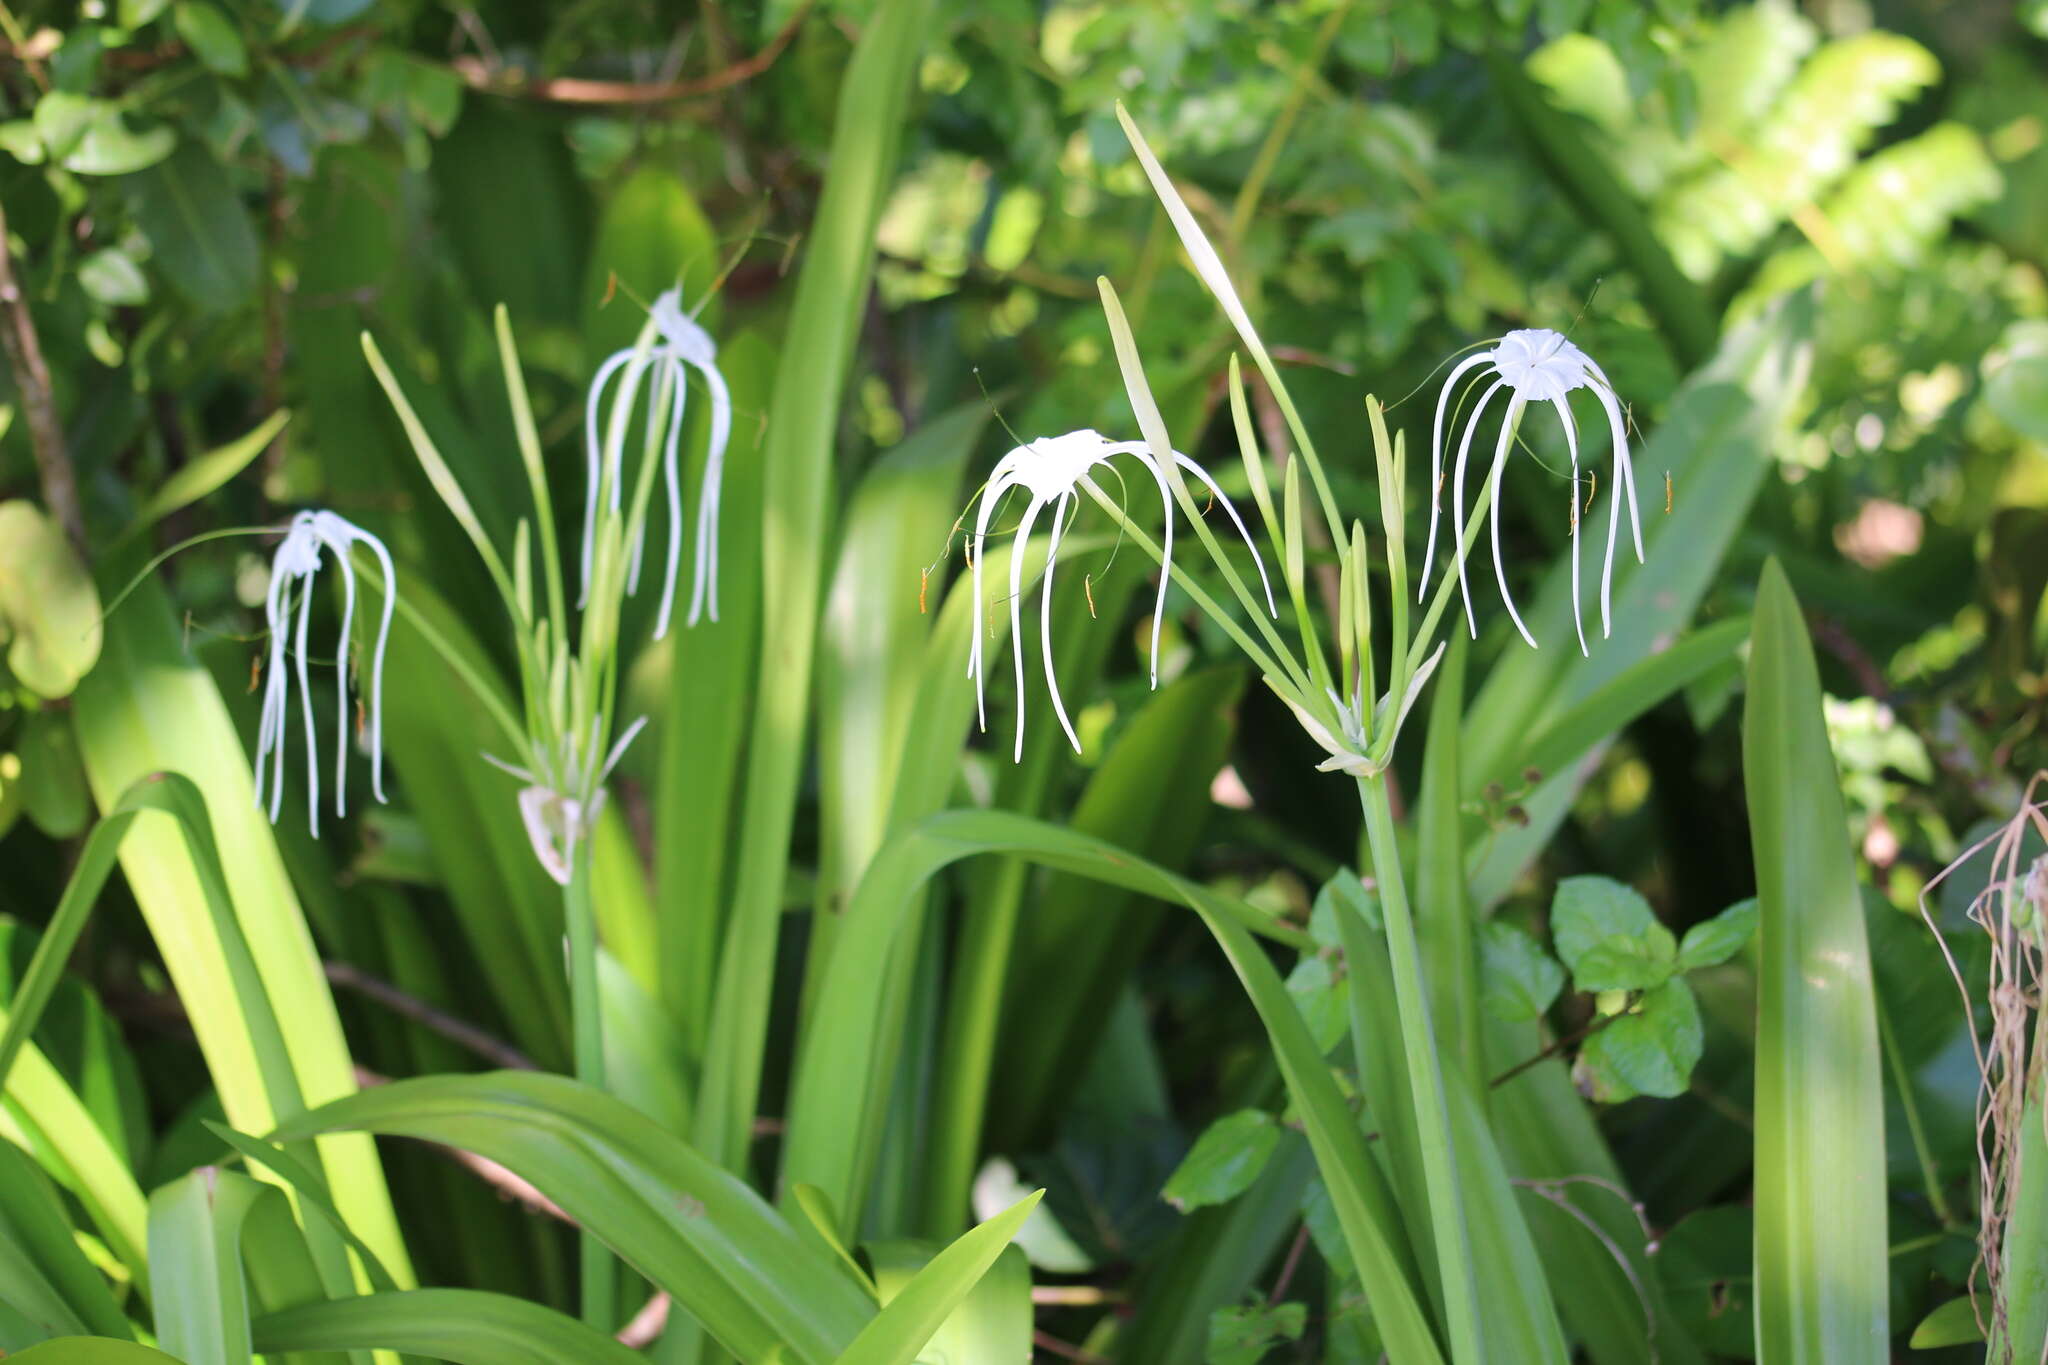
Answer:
564;841;614;1329
1354;773;1482;1361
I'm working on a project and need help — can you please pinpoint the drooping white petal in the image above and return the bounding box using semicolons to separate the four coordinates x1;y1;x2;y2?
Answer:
1450;379;1506;637
1487;397;1537;649
292;574;320;836
326;527;358;815
1038;493;1082;757
1550;395;1588;658
1422;351;1491;602
967;469;1025;733
579;349;636;608
1590;379;1639;639
1007;495;1050;761
1168;452;1278;615
1099;442;1178;686
685;358;733;627
649;357;689;638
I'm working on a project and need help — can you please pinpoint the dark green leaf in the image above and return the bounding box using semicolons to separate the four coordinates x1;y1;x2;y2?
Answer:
1909;1296;1986;1347
1478;920;1566;1023
1677;899;1758;972
76;248;149;306
1162;1111;1283;1213
1571;929;1677;993
1206;1300;1307;1365
123;142;260;312
1550;875;1665;982
172;4;248;77
1580;979;1702;1098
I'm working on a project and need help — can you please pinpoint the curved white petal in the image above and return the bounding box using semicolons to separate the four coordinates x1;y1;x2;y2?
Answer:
686;357;733;627
1591;380;1641;638
1170;451;1277;615
967;472;1023;733
1487;397;1537;649
647;357;690;638
579;349;636;608
1039;493;1082;757
1550;395;1588;658
1099;443;1176;686
1450;379;1506;638
1422;351;1492;602
292;575;320;836
326;533;358;815
1007;495;1050;760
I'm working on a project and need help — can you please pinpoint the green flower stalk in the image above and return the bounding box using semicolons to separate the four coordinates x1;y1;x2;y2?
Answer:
362;299;715;1329
1066;103;1649;1360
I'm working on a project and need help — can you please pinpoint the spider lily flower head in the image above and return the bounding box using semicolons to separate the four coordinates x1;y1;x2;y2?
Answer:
967;429;1273;762
484;714;646;886
1419;328;1644;657
253;509;396;836
580;287;732;637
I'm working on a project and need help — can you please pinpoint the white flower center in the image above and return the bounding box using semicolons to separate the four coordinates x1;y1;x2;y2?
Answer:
1010;429;1117;502
651;289;718;368
1489;328;1593;404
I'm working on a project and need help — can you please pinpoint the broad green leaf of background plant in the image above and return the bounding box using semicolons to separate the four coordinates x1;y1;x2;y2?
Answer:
1743;558;1888;1360
0;502;101;699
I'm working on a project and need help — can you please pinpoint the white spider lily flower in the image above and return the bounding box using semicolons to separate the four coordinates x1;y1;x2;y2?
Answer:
253;509;396;836
483;714;646;886
580;287;732;636
968;429;1274;762
1419;328;1644;656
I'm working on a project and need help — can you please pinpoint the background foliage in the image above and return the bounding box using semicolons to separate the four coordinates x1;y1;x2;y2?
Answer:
2;0;2046;1360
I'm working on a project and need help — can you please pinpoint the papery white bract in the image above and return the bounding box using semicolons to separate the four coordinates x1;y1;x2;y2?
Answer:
483;714;645;886
1419;328;1644;656
253;509;396;836
967;429;1273;761
580;287;733;637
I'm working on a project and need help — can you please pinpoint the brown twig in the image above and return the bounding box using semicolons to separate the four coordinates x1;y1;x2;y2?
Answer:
1489;1002;1630;1090
452;1;815;105
323;960;539;1071
0;198;85;550
1032;1331;1112;1363
1268;1220;1312;1303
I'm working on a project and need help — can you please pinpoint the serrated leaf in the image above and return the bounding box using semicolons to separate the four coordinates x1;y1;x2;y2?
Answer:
1580;978;1702;1098
1161;1110;1282;1213
1206;1300;1307;1365
1570;926;1677;993
1678;898;1758;971
1550;875;1660;972
1478;920;1567;1022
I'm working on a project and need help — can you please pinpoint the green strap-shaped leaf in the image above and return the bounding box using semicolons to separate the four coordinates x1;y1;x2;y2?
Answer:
0;1141;130;1343
1744;559;1887;1360
252;1288;643;1365
147;1169;268;1365
269;1072;873;1365
8;1340;186;1363
836;1195;1041;1365
778;809;1441;1364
